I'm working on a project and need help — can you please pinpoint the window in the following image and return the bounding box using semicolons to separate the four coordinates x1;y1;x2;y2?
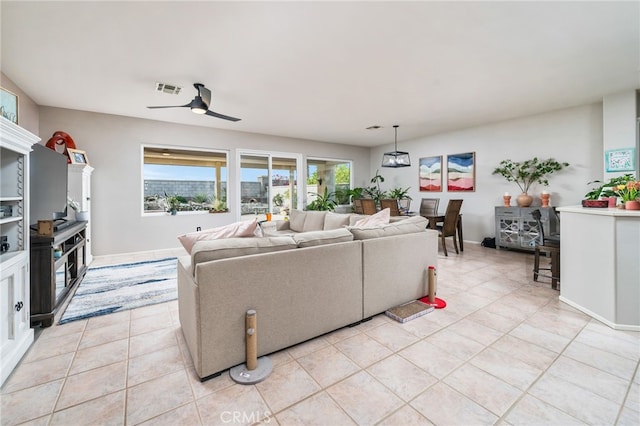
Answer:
239;152;300;220
143;146;228;214
306;158;352;207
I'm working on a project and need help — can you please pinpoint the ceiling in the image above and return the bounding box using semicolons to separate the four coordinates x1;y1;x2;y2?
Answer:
1;1;638;147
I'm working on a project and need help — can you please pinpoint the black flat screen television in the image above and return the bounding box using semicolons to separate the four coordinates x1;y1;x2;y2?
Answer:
30;144;69;227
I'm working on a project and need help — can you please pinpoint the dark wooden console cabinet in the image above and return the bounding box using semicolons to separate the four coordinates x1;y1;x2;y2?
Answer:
30;221;88;327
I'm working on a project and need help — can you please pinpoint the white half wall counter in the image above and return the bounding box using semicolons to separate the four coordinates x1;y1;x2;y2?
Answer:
557;205;640;330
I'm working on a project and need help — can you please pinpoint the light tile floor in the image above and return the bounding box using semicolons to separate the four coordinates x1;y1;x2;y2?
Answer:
2;244;639;425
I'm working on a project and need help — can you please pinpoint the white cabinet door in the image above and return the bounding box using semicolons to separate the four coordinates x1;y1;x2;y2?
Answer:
0;253;34;385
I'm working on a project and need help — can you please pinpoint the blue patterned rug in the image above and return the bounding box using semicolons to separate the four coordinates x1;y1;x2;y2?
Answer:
59;257;177;324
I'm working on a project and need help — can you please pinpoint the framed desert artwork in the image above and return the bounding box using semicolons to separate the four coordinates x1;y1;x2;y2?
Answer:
419;156;442;192
447;152;475;192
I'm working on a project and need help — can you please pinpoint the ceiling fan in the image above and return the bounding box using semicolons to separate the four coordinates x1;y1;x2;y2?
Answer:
147;83;241;122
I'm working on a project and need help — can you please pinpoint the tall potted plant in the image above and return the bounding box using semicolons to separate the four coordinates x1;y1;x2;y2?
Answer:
492;158;569;207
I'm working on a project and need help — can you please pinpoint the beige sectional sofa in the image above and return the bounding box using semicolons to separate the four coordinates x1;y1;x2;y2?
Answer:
177;211;438;380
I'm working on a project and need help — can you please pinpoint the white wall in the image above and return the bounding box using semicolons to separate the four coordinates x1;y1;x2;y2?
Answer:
370;103;604;243
38;107;370;255
602;90;639;181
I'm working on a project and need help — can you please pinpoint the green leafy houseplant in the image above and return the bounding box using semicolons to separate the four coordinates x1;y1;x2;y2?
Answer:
388;187;412;201
164;191;180;214
306;187;337;211
364;170;387;205
584;174;635;201
493;158;569;194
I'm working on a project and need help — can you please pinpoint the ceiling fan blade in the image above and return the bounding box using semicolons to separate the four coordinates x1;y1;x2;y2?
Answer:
147;102;192;109
195;84;211;108
205;110;241;122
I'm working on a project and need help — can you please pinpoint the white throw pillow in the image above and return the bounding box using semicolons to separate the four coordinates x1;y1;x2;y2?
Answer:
353;208;390;228
178;219;258;254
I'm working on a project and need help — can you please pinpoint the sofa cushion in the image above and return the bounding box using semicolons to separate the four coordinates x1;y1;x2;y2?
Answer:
293;228;354;248
289;210;328;232
348;215;427;240
353;208;390;228
324;212;351;230
191;236;297;268
178;219;259;254
289;209;306;232
302;210;328;232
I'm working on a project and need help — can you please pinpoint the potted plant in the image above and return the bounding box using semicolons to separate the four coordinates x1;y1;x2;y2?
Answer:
67;196;89;221
583;174;635;208
582;180;610;208
164;192;180;215
364;170;387;207
306;187;337;211
613;179;640;210
388;186;412;211
492;158;569;207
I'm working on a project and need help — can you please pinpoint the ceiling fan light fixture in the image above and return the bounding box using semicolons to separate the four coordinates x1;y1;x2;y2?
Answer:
191;106;207;114
381;125;411;168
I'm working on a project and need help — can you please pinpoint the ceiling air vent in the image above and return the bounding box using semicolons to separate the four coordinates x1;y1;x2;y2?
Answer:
154;82;182;95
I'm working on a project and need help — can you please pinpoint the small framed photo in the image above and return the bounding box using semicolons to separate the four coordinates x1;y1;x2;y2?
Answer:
605;148;636;172
0;87;19;125
67;148;90;165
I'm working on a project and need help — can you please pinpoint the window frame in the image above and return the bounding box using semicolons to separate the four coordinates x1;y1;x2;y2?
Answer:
141;144;229;216
235;149;303;221
305;156;354;207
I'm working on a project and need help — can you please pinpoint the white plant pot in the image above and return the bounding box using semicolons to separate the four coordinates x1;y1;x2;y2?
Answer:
75;211;89;221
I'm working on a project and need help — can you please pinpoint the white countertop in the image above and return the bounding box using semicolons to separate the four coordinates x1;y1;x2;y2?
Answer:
557;205;640;217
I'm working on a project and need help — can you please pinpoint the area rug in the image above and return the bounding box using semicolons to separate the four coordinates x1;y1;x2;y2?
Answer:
59;257;177;324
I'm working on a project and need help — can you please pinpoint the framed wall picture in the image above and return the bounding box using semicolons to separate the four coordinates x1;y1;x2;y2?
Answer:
419;156;442;191
67;148;90;166
0;87;18;124
605;148;636;172
447;152;475;192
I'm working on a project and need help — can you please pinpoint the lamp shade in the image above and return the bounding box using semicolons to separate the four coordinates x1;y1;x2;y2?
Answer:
381;125;411;168
381;151;411;167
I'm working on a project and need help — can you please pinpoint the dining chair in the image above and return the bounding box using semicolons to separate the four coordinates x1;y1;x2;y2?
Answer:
532;208;561;290
360;199;377;215
436;199;463;256
353;199;364;214
380;199;401;216
420;198;440;219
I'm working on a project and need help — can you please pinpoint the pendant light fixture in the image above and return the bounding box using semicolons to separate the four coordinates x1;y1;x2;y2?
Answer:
381;125;411;168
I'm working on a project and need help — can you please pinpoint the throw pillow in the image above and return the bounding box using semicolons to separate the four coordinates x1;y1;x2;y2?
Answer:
324;212;351;230
353;208;390;228
178;219;258;254
289;209;306;232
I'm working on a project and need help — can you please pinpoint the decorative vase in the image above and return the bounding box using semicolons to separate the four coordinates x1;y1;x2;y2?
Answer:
170;209;177;215
516;193;533;207
607;197;617;208
624;200;640;210
540;193;550;208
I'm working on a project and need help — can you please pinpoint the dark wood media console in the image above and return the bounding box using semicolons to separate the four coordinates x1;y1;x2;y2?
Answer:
30;221;88;327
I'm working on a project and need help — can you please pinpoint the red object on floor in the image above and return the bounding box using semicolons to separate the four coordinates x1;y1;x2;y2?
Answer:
419;296;447;309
